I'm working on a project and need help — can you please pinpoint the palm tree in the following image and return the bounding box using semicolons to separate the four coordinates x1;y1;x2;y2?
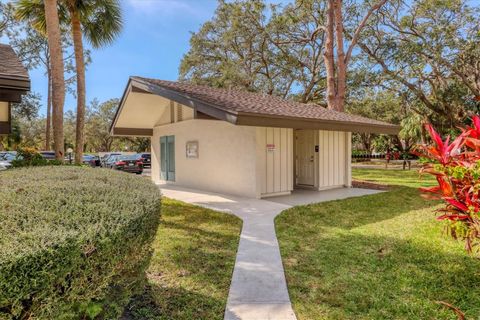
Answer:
66;0;122;164
15;0;65;159
42;0;65;160
16;0;123;164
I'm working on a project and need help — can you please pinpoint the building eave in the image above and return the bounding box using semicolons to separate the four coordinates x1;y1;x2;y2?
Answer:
110;77;400;136
236;112;401;134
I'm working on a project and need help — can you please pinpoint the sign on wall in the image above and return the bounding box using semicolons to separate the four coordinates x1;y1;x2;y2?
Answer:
266;144;276;152
186;141;199;158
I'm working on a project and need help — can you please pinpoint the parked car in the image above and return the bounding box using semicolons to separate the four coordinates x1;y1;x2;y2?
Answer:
104;155;120;169
0;151;21;169
82;154;101;167
109;154;143;174
0;152;17;169
39;151;56;160
0;151;16;161
0;151;16;159
0;160;12;170
88;155;101;167
138;152;151;168
101;153;121;167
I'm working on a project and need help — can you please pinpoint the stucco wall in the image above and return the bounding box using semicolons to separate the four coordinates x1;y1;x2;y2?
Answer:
151;120;352;198
256;127;294;197
152;119;258;198
317;130;352;189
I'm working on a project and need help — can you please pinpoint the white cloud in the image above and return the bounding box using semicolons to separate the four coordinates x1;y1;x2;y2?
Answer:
125;0;210;17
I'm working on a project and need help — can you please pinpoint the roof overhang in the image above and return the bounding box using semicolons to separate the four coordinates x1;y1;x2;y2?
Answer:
111;77;400;136
0;74;30;103
0;76;30;136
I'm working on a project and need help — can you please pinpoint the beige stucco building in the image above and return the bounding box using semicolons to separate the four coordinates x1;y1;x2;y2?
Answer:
111;77;399;198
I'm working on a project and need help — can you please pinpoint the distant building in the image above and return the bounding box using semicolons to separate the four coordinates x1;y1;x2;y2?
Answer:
0;44;30;135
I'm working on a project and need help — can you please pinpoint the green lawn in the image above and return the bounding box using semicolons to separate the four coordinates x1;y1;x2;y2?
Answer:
124;198;242;320
276;168;480;319
352;167;436;188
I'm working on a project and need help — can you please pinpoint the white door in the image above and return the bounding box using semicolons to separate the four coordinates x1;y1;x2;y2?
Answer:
296;130;315;186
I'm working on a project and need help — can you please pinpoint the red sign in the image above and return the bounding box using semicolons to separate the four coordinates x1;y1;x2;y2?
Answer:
266;144;276;152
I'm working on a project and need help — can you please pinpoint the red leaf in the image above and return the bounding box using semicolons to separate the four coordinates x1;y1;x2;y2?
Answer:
437;177;454;197
426;123;444;149
436;214;470;221
445;198;469;212
473;115;480;129
420;186;440;193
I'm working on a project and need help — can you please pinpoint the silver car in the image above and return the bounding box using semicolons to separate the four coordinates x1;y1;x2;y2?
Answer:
0;152;16;170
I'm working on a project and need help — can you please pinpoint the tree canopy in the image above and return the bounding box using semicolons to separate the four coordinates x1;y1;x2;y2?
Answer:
181;0;480;131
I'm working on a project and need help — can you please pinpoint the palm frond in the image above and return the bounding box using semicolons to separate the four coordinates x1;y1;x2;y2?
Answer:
81;0;123;48
14;0;69;35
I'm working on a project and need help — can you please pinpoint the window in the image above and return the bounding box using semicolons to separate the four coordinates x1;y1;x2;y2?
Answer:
160;135;175;181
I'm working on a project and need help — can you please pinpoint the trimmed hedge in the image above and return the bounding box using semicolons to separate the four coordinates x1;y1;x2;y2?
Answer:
0;167;161;319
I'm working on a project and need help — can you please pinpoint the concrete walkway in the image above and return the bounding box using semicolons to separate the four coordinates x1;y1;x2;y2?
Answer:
159;185;382;320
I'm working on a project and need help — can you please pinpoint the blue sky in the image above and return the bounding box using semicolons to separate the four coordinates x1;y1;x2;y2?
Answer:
8;0;290;116
28;0;220;116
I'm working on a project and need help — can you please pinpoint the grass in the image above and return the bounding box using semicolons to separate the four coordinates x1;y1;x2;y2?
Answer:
352;167;436;188
276;168;480;319
123;198;242;320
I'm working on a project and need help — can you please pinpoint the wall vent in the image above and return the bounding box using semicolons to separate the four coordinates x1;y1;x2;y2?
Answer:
177;104;183;122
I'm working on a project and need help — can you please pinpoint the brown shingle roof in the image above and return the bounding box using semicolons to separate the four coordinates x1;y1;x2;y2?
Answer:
132;76;398;132
0;44;29;80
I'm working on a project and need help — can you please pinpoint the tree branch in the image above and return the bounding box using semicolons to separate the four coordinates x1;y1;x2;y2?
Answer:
344;0;387;66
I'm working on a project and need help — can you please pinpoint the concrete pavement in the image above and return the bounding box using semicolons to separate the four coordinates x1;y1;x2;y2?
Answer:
159;185;382;320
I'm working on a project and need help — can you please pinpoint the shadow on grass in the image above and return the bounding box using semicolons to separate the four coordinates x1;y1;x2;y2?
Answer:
122;198;241;320
123;282;226;320
283;232;480;319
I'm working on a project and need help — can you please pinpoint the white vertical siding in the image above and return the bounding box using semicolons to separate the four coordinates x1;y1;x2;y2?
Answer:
256;127;294;197
318;130;351;189
345;132;352;187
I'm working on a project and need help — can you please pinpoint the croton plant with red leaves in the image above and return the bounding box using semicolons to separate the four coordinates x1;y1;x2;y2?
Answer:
415;116;480;254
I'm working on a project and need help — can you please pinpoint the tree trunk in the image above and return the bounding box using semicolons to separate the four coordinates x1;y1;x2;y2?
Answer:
45;66;52;150
333;0;346;112
323;0;337;110
43;0;65;161
320;0;387;112
71;9;86;165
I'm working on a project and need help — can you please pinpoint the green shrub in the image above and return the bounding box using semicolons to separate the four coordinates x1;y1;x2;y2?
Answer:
0;167;161;319
10;148;54;168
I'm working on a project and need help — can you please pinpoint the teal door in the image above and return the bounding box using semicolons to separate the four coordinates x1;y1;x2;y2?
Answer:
160;135;175;181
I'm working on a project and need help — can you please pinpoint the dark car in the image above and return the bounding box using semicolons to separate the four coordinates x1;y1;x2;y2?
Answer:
39;151;56;160
83;154;101;167
109;155;143;174
100;153;121;167
138;153;151;168
90;155;101;167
